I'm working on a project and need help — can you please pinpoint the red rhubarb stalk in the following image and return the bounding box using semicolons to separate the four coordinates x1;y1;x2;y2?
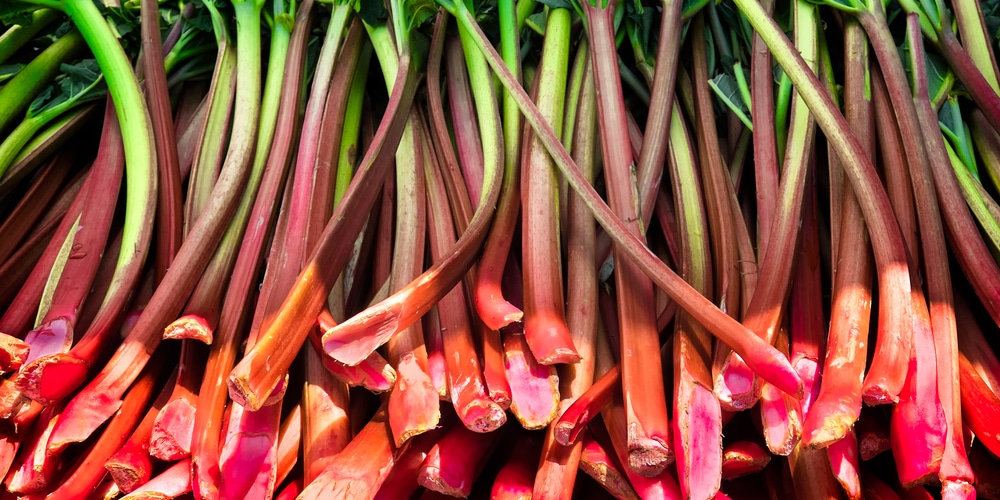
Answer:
441;0;803;401
120;459;192;500
583;1;671;475
721;441;771;480
417;423;502;497
578;429;640;500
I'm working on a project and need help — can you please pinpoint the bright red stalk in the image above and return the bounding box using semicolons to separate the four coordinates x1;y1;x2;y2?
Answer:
578;429;640;500
119;459;192;500
827;432;862;500
417;423;501;497
720;441;771;480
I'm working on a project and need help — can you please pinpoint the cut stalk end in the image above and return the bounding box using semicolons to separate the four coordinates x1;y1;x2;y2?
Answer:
162;315;214;344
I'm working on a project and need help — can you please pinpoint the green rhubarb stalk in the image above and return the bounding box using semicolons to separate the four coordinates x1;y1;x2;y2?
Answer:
534;39;597;499
0;28;84;136
184;1;236;231
0;8;61;66
437;0;802;400
473;0;525;331
521;5;579;365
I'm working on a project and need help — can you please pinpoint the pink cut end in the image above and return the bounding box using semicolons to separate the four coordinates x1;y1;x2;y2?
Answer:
801;405;855;448
322;352;397;392
22;318;72;365
827;435;861;500
15;353;90;405
0;333;29;374
150;399;196;461
715;365;757;412
861;385;899;406
505;350;559;430
162;315;213;344
105;446;154;493
941;480;975;500
760;384;801;456
717;356;757;411
456;399;507;433
720;441;770;480
120;459;192;499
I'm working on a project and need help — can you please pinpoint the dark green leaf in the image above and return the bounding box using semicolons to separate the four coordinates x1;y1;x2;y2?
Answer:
28;59;106;117
0;63;24;83
536;0;574;9
356;1;388;25
708;72;753;130
0;1;36;27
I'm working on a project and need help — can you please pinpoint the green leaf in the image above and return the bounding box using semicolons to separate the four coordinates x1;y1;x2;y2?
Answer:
681;0;711;19
939;98;979;179
0;1;37;27
0;63;24;83
536;0;574;9
356;1;388;25
28;60;106;118
708;72;753;131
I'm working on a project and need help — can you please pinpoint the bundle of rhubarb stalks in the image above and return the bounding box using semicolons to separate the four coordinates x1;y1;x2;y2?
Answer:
6;0;1000;497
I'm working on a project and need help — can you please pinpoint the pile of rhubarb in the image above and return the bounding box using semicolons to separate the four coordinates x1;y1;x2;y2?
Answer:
4;0;1000;497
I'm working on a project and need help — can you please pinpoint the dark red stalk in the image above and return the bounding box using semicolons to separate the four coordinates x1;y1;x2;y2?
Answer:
0;104;96;199
43;354;163;499
446;36;484;203
750;0;779;257
0;152;71;266
228;49;420;410
969;443;1000;499
937;25;1000;136
0;173;82;313
720;441;771;480
417;423;501;497
18;98;123;368
0;165;88;340
789;176;824;417
296;408;403;499
857;410;891;461
190;3;313;495
141;0;183;282
583;1;671;476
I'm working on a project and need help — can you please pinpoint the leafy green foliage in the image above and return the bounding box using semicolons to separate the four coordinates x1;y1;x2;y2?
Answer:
0;63;24;83
28;59;106;117
536;0;573;9
356;1;388;25
939;98;979;179
709;72;753;130
0;1;37;28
